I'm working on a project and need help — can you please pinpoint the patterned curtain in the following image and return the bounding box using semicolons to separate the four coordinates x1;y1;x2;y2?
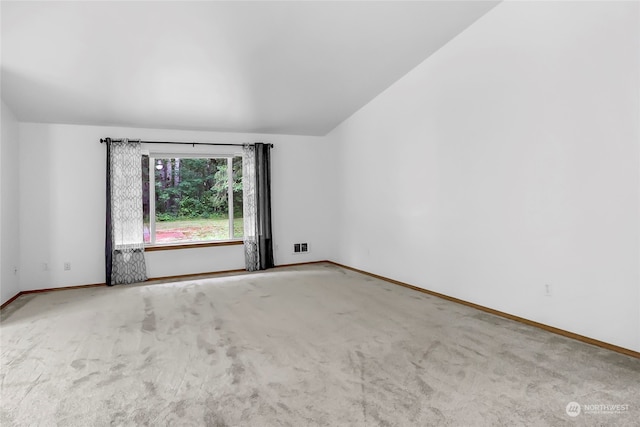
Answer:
105;139;147;285
242;143;274;271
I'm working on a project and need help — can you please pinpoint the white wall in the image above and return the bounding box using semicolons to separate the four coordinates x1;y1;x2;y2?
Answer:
18;123;336;291
1;99;21;304
329;1;640;352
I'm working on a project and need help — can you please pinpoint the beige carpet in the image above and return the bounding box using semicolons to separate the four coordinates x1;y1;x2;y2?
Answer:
1;263;638;426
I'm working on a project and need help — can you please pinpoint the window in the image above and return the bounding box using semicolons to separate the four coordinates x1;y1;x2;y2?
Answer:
142;155;243;245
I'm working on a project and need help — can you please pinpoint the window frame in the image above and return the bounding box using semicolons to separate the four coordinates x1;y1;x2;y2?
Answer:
143;150;244;249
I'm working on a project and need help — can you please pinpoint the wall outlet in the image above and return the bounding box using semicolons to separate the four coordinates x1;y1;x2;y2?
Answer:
64;262;71;271
544;284;552;297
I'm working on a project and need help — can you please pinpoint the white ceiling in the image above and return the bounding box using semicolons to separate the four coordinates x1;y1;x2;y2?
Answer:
1;1;499;136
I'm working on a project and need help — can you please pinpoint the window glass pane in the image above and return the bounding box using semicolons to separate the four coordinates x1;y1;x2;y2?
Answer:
150;157;240;244
233;156;244;238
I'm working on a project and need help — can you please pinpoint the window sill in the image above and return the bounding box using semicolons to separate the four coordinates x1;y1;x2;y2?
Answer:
145;240;244;252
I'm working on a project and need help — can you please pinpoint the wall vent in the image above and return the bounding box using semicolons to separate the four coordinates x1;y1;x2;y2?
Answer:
294;243;309;253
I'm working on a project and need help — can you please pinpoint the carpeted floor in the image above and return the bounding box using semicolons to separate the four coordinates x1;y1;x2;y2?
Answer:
1;263;638;426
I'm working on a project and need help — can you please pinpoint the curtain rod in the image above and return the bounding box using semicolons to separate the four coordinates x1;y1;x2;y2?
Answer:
99;138;273;148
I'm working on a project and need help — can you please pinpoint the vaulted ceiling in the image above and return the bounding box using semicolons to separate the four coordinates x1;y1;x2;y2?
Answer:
1;1;499;136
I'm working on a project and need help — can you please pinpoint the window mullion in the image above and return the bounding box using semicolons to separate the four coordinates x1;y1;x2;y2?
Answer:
227;157;234;239
149;157;156;245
